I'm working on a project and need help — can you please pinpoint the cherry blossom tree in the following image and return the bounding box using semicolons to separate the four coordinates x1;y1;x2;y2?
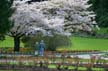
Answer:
10;0;97;52
39;0;98;32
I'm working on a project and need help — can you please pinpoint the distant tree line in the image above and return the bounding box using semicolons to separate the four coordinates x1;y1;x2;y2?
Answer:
88;0;108;27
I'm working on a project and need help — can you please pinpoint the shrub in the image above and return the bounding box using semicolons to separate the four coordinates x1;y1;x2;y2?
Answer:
22;34;71;51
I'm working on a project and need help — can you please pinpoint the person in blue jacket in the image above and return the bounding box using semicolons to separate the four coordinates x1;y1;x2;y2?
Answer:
39;40;45;56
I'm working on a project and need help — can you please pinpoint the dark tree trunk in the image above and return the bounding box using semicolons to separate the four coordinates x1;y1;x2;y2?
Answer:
14;36;20;52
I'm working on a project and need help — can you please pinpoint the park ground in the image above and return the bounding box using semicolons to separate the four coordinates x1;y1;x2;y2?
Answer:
58;36;108;51
0;28;108;51
0;28;108;71
0;36;108;51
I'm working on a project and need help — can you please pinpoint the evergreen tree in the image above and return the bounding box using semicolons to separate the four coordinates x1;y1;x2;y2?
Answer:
0;0;14;39
88;0;108;27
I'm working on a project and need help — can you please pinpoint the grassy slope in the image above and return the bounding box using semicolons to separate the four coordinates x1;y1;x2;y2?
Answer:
71;37;108;51
0;36;24;48
0;36;108;51
57;37;108;51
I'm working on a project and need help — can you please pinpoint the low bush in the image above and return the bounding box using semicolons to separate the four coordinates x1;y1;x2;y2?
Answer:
22;33;71;51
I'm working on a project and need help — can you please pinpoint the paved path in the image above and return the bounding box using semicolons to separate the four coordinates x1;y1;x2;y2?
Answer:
0;52;108;60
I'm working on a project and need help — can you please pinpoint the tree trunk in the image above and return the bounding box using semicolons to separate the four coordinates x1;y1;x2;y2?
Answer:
14;36;20;52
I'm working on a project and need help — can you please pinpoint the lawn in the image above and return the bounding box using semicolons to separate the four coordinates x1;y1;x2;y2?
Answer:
57;37;108;51
0;36;24;48
0;36;108;51
71;37;108;51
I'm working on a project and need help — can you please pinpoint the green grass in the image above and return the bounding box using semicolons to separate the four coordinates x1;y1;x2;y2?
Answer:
1;36;108;51
57;37;108;51
0;36;24;48
71;37;108;50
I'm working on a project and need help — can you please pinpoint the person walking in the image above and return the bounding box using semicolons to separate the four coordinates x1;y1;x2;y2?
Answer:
39;40;45;56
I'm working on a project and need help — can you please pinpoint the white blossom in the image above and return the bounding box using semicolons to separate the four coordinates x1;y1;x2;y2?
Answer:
10;0;98;37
